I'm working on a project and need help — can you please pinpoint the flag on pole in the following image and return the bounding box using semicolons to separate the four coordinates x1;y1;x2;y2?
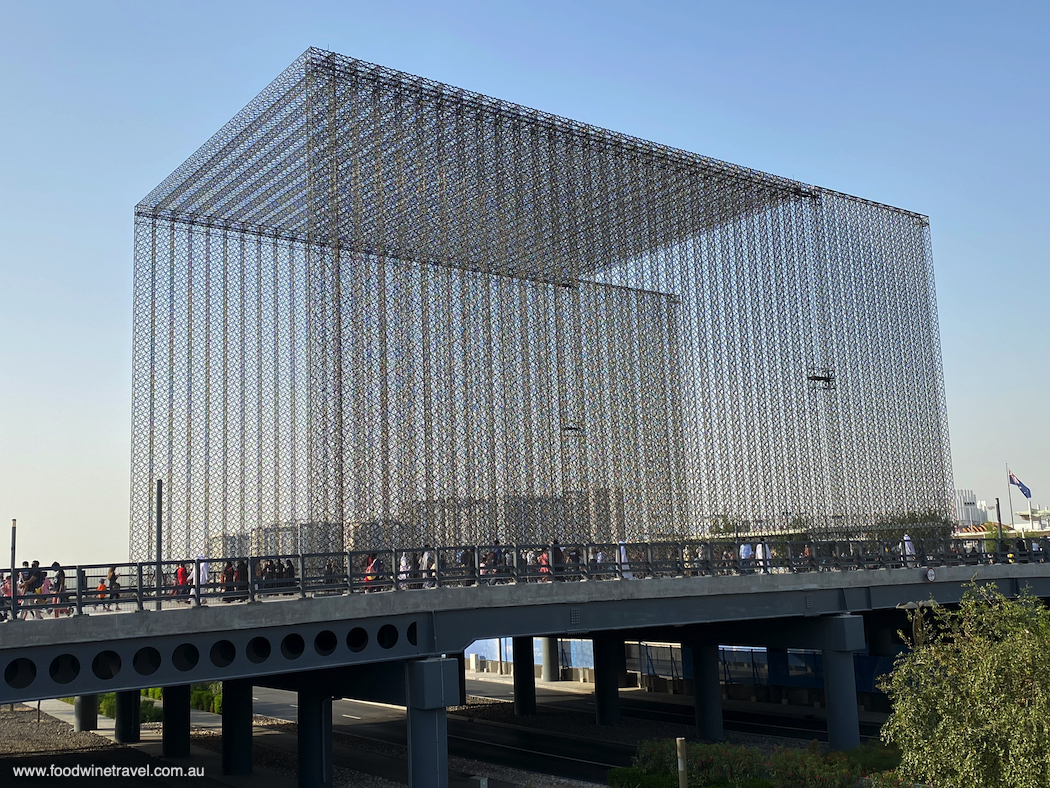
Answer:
1009;473;1032;499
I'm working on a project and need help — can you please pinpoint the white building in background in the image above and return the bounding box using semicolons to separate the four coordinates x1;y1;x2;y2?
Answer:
955;490;987;527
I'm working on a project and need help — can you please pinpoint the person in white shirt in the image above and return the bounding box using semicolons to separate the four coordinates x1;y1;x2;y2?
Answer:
901;534;915;568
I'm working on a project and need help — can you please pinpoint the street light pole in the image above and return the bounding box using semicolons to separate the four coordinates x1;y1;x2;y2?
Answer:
9;519;16;621
996;498;1003;560
155;480;163;612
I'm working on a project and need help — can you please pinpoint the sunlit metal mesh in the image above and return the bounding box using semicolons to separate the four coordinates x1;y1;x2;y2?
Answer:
130;48;953;560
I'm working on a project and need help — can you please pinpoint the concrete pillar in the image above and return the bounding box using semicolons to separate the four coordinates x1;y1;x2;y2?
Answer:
162;684;191;758
73;694;97;733
541;636;560;681
512;636;536;716
222;679;253;775
114;690;141;744
406;658;459;788
298;690;333;788
767;647;789;703
822;649;860;751
593;634;621;726
616;639;632;687
454;651;467;706
767;648;789;686
870;627;894;657
690;643;723;741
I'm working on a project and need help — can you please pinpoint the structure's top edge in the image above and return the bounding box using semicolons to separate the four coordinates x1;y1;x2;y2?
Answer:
302;48;928;222
136;47;928;226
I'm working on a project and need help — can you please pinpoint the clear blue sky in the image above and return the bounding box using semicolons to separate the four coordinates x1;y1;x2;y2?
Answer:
1;1;1047;564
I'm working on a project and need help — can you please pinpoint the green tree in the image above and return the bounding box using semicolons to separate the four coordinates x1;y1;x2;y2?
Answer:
879;584;1050;788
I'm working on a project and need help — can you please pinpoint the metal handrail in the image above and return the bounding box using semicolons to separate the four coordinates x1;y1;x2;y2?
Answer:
1;536;1043;621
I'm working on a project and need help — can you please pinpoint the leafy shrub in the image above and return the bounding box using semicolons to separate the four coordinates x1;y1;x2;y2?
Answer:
96;692;161;723
880;585;1050;788
607;766;678;788
629;738;887;788
98;693;117;718
140;697;163;723
633;739;678;775
843;740;900;774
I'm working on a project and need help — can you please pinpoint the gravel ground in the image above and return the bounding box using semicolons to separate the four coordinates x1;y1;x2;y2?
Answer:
0;703;118;756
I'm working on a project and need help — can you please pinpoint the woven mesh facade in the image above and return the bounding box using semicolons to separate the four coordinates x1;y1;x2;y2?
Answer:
130;48;953;560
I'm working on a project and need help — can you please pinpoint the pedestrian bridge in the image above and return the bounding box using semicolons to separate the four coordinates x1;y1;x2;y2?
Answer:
2;540;1047;786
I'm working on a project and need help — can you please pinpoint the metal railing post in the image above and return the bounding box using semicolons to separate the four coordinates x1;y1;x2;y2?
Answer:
346;552;354;595
75;567;84;616
247;559;256;603
299;555;307;599
193;558;201;607
136;564;144;612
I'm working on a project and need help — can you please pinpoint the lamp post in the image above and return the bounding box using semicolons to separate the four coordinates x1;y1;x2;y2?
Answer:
995;498;1003;560
155;480;163;612
9;519;16;621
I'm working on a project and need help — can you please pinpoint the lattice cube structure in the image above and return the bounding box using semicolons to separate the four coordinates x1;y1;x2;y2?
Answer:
130;48;953;560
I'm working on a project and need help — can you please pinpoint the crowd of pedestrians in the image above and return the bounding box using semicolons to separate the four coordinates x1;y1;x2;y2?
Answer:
0;560;70;619
4;536;1037;621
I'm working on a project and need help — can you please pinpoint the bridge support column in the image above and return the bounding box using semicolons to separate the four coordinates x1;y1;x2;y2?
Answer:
767;648;789;704
298;689;333;788
541;636;560;681
821;614;864;751
823;649;860;751
406;657;459;788
690;643;723;741
73;694;97;733
617;639;631;687
454;651;467;706
593;633;621;725
114;690;140;744
512;636;536;716
162;684;190;758
222;679;253;775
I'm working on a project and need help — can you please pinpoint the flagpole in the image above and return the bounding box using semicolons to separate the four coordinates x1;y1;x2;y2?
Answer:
1007;464;1015;530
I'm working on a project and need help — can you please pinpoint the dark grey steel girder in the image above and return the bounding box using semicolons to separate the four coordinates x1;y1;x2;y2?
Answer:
2;564;1047;705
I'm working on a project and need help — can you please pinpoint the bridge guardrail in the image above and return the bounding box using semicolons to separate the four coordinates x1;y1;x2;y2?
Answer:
3;536;1044;622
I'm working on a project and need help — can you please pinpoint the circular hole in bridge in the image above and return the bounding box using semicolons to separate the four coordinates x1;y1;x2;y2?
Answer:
377;624;399;650
281;633;305;660
133;647;161;676
91;651;121;681
172;644;199;672
5;658;37;689
210;640;236;668
49;654;80;685
246;637;271;664
347;627;368;653
407;622;418;646
314;630;337;657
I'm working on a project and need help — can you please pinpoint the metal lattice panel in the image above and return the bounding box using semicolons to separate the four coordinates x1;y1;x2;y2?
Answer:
130;48;953;560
